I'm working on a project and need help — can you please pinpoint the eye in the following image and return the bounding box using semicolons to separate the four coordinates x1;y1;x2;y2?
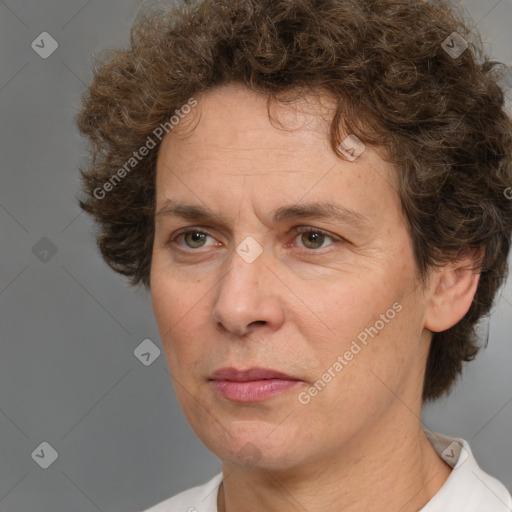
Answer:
172;229;218;249
167;226;341;252
293;227;337;250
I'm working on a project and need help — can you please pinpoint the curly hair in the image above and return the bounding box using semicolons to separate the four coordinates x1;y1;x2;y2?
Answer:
76;0;512;401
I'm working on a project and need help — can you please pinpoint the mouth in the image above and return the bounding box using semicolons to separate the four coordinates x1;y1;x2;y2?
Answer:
209;366;302;402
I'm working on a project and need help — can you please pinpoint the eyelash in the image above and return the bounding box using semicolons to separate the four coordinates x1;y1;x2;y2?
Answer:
167;226;341;253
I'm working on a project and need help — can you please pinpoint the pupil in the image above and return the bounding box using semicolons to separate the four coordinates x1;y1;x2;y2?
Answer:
187;232;205;247
304;232;323;248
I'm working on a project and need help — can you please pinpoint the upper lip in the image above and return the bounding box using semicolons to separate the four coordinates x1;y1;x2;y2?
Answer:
209;367;300;381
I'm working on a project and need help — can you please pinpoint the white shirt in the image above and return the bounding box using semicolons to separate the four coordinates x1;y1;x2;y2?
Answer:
140;430;512;512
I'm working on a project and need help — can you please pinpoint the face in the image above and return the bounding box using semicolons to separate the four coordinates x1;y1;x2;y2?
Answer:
150;83;433;471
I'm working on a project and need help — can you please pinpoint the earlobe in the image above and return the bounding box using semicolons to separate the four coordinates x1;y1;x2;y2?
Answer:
424;250;483;333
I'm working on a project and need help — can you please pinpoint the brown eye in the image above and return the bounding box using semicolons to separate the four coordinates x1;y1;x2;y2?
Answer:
166;228;220;253
182;231;208;248
295;228;336;250
300;231;325;249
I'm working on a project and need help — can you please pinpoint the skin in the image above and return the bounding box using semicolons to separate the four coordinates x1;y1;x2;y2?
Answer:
150;82;480;512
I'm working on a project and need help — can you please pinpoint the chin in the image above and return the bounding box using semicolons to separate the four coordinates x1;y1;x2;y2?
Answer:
200;424;307;470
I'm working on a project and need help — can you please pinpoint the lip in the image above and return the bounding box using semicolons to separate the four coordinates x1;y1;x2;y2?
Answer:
210;366;299;382
209;367;302;402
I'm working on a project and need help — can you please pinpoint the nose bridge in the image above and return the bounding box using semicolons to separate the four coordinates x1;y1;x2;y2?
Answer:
211;244;284;336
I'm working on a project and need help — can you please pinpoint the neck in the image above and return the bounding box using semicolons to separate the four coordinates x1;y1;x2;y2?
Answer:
217;412;452;512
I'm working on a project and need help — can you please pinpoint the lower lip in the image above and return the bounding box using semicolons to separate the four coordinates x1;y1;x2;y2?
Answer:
211;379;301;402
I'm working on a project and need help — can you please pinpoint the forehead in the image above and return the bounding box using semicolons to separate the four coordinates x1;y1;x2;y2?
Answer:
155;83;400;224
158;84;344;165
178;82;336;131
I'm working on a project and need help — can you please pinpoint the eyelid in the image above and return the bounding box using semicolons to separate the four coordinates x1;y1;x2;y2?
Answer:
293;225;339;240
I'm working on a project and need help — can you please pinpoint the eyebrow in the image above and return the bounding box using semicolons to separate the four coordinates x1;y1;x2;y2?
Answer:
155;199;371;229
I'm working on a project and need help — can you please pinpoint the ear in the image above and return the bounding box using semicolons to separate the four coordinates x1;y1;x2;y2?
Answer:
424;248;483;333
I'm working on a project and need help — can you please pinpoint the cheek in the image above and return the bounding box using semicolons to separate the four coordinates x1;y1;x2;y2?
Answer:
305;274;399;344
296;310;420;439
150;272;213;368
300;259;422;384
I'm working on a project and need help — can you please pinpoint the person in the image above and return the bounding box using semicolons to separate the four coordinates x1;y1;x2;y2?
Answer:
75;0;512;510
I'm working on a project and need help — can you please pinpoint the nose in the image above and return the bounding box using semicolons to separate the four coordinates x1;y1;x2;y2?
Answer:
211;247;285;338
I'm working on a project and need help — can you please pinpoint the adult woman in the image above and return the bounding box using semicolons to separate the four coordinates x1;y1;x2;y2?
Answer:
76;0;512;510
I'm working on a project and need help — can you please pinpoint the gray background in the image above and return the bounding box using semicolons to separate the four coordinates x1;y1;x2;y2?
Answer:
0;1;511;511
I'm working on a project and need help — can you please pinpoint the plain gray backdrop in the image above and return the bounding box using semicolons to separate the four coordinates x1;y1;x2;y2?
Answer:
0;1;511;511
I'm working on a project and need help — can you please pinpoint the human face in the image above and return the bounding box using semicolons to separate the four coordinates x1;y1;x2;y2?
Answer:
150;82;432;471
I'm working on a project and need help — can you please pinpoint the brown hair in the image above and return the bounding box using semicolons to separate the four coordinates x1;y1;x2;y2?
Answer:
76;0;512;400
